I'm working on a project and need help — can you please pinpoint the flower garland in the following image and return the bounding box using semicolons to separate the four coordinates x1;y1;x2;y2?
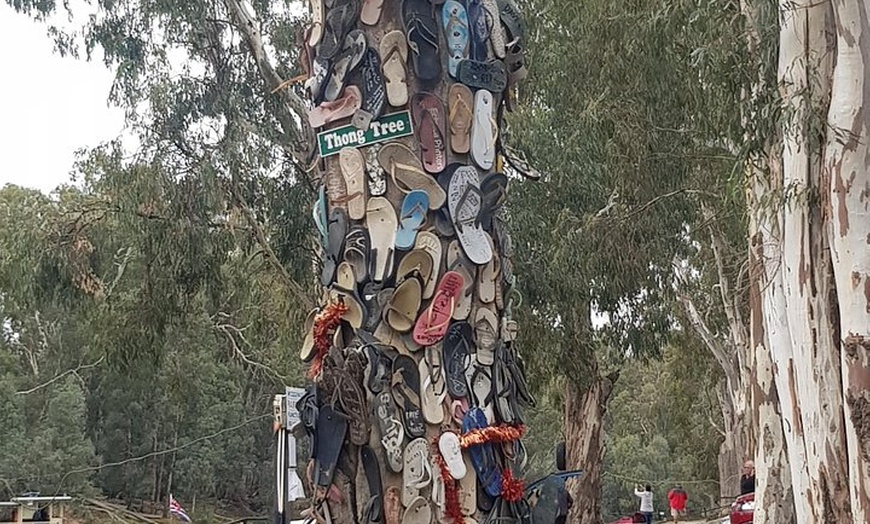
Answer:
306;301;347;379
501;468;524;502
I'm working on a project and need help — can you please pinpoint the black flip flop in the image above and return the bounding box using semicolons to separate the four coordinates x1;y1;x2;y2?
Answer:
321;207;348;287
443;321;473;399
391;354;426;438
359;47;387;121
403;0;442;83
479;172;508;230
361;445;385;523
457;58;507;92
314;405;348;488
319;0;360;60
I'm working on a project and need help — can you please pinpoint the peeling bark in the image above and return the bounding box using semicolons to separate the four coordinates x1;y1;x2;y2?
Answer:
826;0;870;519
565;371;618;524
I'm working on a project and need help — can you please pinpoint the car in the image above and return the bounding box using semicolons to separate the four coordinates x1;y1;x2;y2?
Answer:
730;492;754;524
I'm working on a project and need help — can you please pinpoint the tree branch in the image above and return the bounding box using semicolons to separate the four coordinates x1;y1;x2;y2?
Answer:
222;0;313;165
677;293;739;388
16;356;105;395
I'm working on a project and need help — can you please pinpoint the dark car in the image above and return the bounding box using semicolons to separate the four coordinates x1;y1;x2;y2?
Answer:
730;492;754;524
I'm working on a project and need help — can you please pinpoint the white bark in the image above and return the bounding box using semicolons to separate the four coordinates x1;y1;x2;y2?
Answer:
825;0;870;519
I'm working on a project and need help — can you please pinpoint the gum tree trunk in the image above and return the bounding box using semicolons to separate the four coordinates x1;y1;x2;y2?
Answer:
564;371;618;524
746;0;870;520
297;1;533;524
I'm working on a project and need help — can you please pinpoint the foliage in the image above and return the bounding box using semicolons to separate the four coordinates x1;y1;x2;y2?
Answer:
600;340;722;520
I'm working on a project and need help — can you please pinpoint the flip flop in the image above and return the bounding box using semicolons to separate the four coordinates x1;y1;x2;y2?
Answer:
443;321;473;399
378;142;446;208
413;271;464;346
419;345;447;424
477;234;499;303
332;262;367;328
365;144;388;196
339;147;367;220
314;405;348;487
324;30;367;102
379;30;409;107
466;0;491;61
442;0;469;78
462;407;501;498
493;343;515;425
391;355;426;438
321;207;348;287
402;438;432;506
447;83;474;154
457;58;507;93
401;496;432;524
497;0;525;46
446;240;476;320
358;47;387;125
479;172;508;230
319;0;360;60
384;276;423;333
414;231;442;299
410;92;448;174
314;185;329;250
308;85;362;128
448;166;493;265
395;249;434;290
361;445;385;523
299;308;319;362
482;0;506;58
366;196;397;283
438;431;467;480
306;54;330;103
470;89;497;170
373;388;405;473
343;227;370;284
364;342;395;394
473;305;499;365
469;364;495;423
335;350;371;445
384;486;402;524
361;0;385;25
403;0;442;84
459;454;477;516
308;0;325;47
395;190;430;251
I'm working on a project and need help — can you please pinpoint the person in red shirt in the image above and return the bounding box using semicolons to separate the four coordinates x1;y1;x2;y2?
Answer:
667;485;688;522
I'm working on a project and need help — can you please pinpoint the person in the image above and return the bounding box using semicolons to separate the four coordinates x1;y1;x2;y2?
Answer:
667;485;688;522
634;484;654;524
740;460;755;495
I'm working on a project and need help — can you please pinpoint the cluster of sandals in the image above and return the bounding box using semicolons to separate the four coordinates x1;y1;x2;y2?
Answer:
296;1;536;523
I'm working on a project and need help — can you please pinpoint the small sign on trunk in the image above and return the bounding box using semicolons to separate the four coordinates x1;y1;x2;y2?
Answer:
317;111;414;157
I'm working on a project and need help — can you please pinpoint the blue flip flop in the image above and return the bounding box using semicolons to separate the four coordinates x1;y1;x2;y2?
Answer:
463;406;502;498
395;190;430;251
442;0;469;78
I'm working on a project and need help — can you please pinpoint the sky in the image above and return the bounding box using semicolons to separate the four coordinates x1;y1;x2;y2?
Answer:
0;3;125;194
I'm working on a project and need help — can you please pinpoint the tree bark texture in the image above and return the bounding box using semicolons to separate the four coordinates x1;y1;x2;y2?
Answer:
296;1;533;523
744;0;870;521
564;372;618;524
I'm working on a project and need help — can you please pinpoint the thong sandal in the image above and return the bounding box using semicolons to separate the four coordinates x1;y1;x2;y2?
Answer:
448;83;474;154
413;271;464;346
411;92;448;174
403;0;442;84
391;355;426;438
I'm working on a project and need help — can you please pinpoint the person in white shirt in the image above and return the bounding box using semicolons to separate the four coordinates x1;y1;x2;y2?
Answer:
634;484;654;524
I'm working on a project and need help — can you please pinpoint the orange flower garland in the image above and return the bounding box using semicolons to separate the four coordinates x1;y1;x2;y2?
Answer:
306;301;348;379
459;424;526;449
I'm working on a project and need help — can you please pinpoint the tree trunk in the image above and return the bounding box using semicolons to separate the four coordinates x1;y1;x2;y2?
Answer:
565;371;618;524
299;1;531;523
825;0;870;519
746;0;870;520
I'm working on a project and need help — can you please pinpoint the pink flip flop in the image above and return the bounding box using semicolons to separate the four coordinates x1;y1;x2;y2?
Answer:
308;85;361;128
413;271;464;346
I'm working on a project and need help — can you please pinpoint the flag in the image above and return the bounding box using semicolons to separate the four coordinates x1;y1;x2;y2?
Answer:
169;494;192;522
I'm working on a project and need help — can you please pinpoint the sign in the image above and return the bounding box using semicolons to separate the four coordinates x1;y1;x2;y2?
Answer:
317;110;413;158
284;387;306;428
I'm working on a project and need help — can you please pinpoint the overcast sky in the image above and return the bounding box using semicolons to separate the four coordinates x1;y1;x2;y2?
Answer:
0;3;125;194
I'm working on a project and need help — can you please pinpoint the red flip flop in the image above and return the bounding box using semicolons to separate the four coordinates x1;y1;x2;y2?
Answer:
411;92;447;174
413;271;464;346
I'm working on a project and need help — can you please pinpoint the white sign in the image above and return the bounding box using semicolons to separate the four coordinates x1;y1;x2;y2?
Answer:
284;387;305;428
